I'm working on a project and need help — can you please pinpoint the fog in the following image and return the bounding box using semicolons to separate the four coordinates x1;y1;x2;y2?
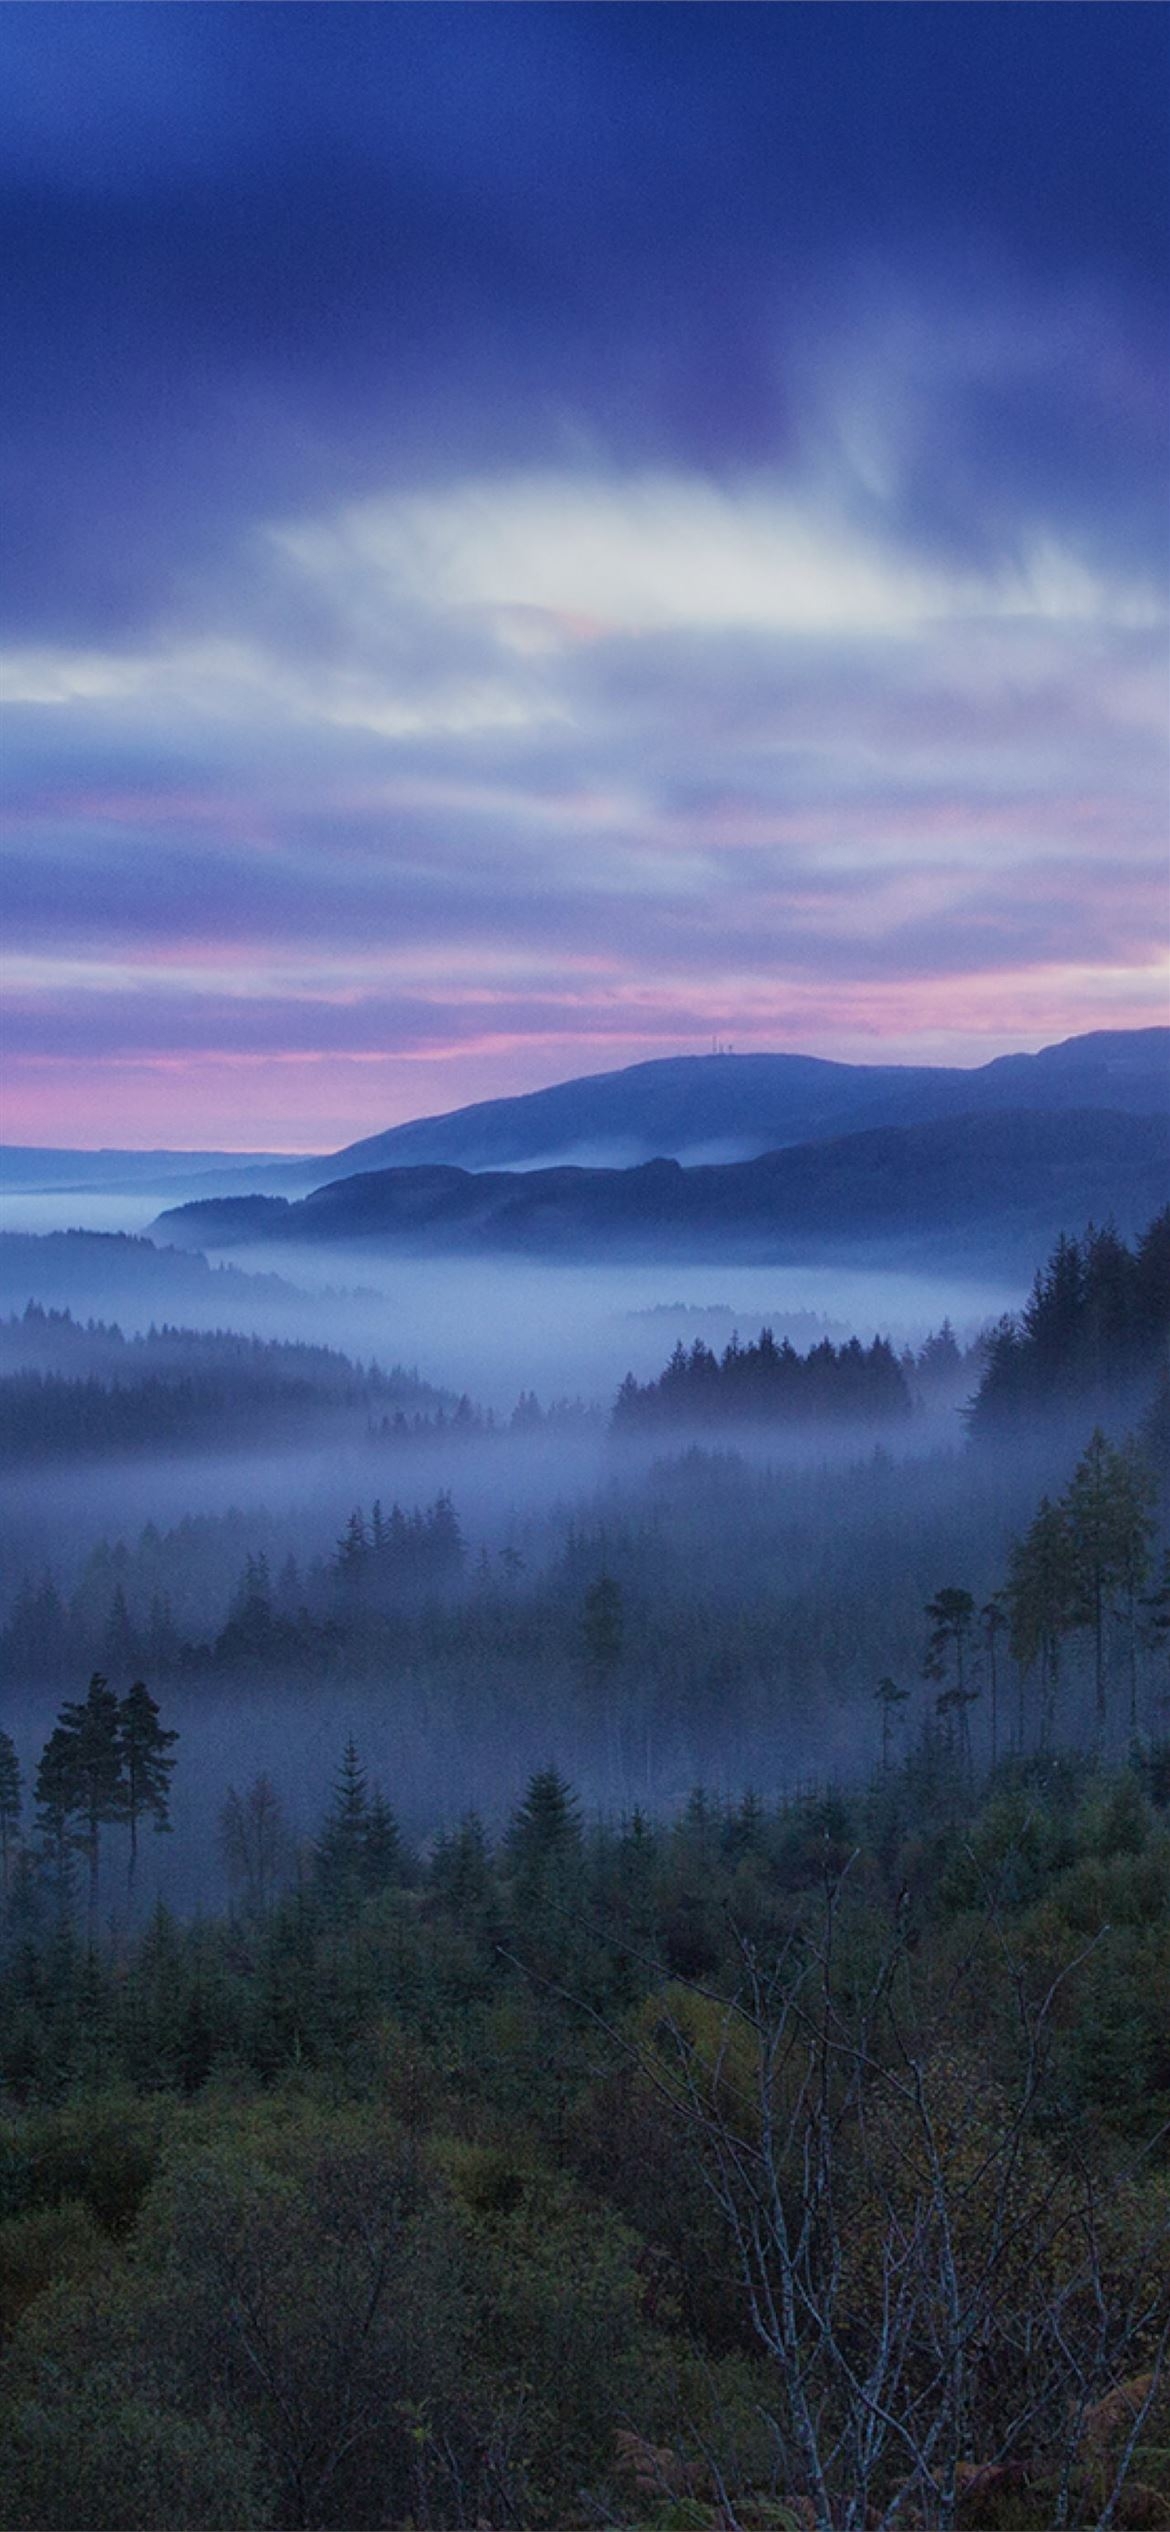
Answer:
2;1171;1163;1917
2;1173;1021;1391
1;1190;188;1238
190;1239;1020;1410
2;1427;1045;1913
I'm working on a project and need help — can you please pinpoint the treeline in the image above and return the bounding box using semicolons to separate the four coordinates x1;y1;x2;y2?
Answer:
611;1211;1169;1443
968;1207;1170;1442
0;1304;440;1399
2;1492;468;1682
4;1443;1166;1934
0;1744;1169;2525
0;1310;456;1462
4;1438;1167;1773
613;1326;913;1429
0;1227;303;1326
0;1307;605;1463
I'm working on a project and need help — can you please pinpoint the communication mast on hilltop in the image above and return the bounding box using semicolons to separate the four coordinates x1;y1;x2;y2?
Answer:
709;1036;734;1056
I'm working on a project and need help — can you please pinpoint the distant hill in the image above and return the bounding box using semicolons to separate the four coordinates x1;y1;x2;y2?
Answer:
323;1029;1169;1175
6;1029;1166;1195
0;1231;309;1327
156;1107;1170;1271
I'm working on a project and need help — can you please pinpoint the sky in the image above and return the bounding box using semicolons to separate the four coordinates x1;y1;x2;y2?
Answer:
2;4;1168;1153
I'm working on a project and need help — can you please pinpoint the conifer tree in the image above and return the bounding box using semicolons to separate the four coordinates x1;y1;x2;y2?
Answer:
336;1511;369;1587
363;1788;402;1893
315;1739;370;1916
508;1767;582;1879
980;1595;1008;1768
1062;1429;1157;1736
118;1682;178;1891
922;1589;979;1763
52;1676;127;1933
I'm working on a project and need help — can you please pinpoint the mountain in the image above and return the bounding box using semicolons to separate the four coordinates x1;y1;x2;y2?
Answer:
320;1029;1169;1175
5;1031;1165;1199
155;1107;1170;1272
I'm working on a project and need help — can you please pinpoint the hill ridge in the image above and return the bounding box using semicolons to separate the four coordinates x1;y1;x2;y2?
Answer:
155;1102;1170;1274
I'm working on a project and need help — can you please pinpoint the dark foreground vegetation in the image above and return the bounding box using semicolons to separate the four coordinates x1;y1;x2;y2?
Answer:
1;1743;1169;2530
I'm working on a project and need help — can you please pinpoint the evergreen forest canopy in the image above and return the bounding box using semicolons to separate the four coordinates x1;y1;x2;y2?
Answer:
0;1206;1168;2526
613;1327;915;1428
0;1310;461;1462
1;1734;1170;2526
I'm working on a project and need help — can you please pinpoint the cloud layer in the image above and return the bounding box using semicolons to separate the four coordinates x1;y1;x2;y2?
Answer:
2;7;1166;1146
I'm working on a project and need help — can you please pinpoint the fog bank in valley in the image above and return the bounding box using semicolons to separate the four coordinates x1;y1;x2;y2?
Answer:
2;1167;1165;1919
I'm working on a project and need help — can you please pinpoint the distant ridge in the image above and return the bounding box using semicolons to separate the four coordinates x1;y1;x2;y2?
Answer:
4;1029;1167;1197
156;1105;1170;1273
313;1027;1170;1176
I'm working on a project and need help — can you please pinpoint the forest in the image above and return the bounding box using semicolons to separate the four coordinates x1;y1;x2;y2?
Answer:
0;1736;1169;2528
0;1211;1167;2527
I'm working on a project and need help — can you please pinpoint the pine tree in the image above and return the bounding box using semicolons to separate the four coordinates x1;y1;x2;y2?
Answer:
336;1510;369;1589
363;1789;402;1893
508;1767;582;1878
315;1739;370;1916
1062;1430;1157;1737
922;1589;976;1698
118;1682;178;1892
52;1676;127;1933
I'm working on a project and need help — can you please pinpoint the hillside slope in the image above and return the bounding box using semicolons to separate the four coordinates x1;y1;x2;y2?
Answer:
324;1028;1169;1175
156;1105;1170;1270
6;1030;1165;1196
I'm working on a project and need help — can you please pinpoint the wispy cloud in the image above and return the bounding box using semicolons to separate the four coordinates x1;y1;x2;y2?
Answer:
1;6;1165;1143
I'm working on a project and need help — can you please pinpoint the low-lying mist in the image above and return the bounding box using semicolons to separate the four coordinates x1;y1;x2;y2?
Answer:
209;1240;1018;1410
3;1186;1164;1921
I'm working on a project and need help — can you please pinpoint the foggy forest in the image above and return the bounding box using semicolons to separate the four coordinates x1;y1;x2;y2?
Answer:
1;1167;1168;2531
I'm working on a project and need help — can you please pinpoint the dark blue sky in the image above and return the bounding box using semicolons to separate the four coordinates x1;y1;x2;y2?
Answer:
3;5;1167;1146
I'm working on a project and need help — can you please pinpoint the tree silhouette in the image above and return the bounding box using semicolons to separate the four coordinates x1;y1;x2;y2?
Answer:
979;1594;1008;1767
118;1682;178;1893
316;1739;370;1917
1063;1429;1156;1737
51;1676;126;1933
922;1588;976;1698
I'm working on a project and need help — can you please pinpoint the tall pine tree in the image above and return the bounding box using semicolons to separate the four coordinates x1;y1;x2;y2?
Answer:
119;1682;178;1892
